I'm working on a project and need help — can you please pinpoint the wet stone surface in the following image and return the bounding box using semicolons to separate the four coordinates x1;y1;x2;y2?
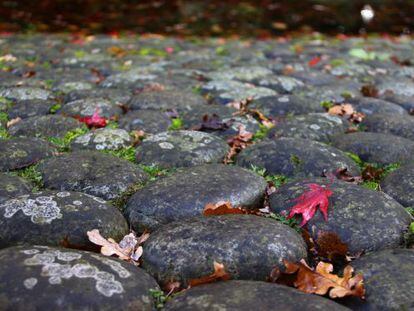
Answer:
7;99;56;119
118;109;171;134
331;132;414;165
343;249;414;311
381;162;414;207
71;128;132;151
0;190;128;248
269;178;412;254
0;173;32;204
60;97;123;118
0;137;56;171
136;130;229;168
0;245;159;310
38;151;148;200
125;164;267;232
164;280;350;311
8;115;84;138
142;215;307;286
237;138;359;178
268;113;348;143
362;113;414;141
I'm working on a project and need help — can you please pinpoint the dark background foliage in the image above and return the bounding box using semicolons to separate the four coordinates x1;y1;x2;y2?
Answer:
0;0;413;36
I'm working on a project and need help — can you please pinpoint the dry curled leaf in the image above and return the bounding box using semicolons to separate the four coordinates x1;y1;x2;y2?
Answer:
280;259;365;299
315;231;349;261
87;229;149;265
192;113;232;131
188;261;231;287
328;104;365;123
203;201;250;216
6;117;21;128
360;84;379;98
223;125;253;164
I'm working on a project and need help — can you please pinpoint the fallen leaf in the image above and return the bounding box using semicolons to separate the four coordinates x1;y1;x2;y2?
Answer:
203;201;248;216
280;259;365;299
361;165;383;181
328;103;354;116
331;168;362;184
360;84;379;97
308;56;321;67
87;229;149;265
315;231;349;261
223;125;253;164
77;108;107;128
287;183;333;226
192;114;232;131
188;261;231;287
6;117;21;128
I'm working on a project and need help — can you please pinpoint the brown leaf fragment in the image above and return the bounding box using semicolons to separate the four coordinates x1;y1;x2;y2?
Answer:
223;125;253;164
6;117;21;128
360;84;379;98
361;165;383;181
328;104;365;123
203;201;248;216
280;259;365;299
191;113;232;131
315;231;349;261
188;261;231;287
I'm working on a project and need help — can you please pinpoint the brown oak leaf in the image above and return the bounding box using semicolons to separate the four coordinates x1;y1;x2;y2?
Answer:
188;261;231;287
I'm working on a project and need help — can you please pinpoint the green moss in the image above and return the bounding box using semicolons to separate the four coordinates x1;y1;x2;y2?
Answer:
361;181;380;191
330;58;346;67
345;152;364;167
268;212;301;232
290;154;302;167
215;46;229;56
47;127;89;152
49;103;61;114
320;100;334;110
252;124;272;141
0;127;10;139
106;120;119;129
74;50;86;59
137;47;167;57
149;289;168;310
9;164;43;192
103;146;136;163
0;111;8;123
249;165;288;188
110;182;145;212
139;164;172;181
168;118;183;130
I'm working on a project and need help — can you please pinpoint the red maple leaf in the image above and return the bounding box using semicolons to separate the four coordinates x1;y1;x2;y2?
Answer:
287;183;333;227
308;56;321;67
77;109;107;129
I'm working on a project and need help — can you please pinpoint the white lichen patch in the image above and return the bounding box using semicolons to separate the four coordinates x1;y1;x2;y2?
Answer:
2;195;63;224
56;191;71;198
74;128;131;151
90;255;131;278
23;249;125;297
23;277;38;290
159;142;174;149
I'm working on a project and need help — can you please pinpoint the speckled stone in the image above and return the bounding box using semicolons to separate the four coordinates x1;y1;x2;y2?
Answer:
118;110;171;134
127;90;206;111
268;113;348;143
237;138;359;178
347;97;408;116
0;173;32;204
0;245;159;310
7;99;56;119
60;97;123;118
65;88;133;106
362;113;414;141
254;75;306;94
269;178;412;254
136;130;229;168
381;163;414;207
0;190;128;248
249;95;324;117
0;86;53;101
38;151;148;200
343;249;414;311
125;164;267;232
201;80;277;104
206;66;273;82
180;104;236;129
71;128;132;151
331;132;414;165
164;280;350;311
0;137;56;172
8;115;85;138
142;215;307;286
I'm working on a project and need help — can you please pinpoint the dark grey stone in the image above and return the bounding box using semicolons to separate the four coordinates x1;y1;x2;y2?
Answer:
118;110;171;134
0;137;56;171
0;190;128;248
343;249;414;311
38;151;148;200
331;132;414;165
0;245;159;310
0;173;32;204
362;113;414;141
70;128;132;151
142;215;307;286
237;138;359;178
268;113;348;143
60;97;123;118
136;130;229;168
0;86;53;101
348;97;407;116
7;99;55;119
125;164;267;232
165;280;350;311
269;178;412;254
8;115;84;138
381;163;414;207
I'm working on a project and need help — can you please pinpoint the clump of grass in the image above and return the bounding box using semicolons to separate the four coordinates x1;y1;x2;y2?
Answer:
252;124;272;141
110;182;145;212
10;164;43;192
250;165;288;188
268;212;301;232
103;146;136;163
320;100;334;110
49;103;61;114
139;164;172;181
47;127;89;152
149;289;169;310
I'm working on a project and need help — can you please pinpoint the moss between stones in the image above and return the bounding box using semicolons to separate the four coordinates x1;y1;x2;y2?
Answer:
8;164;43;192
47;127;89;152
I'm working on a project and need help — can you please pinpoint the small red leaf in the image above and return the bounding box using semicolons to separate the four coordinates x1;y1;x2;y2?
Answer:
287;183;333;226
77;108;108;129
308;56;321;67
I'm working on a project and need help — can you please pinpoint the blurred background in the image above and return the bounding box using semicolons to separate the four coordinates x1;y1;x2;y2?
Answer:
0;0;413;36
